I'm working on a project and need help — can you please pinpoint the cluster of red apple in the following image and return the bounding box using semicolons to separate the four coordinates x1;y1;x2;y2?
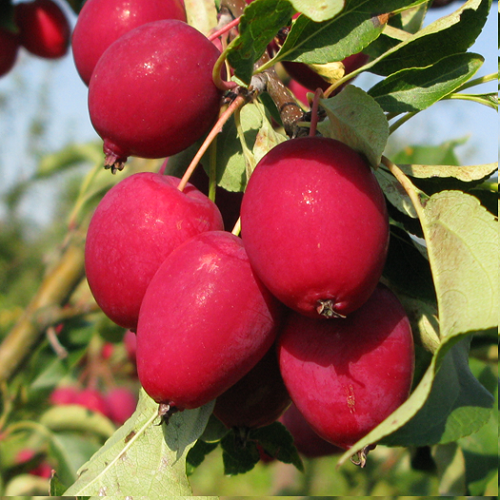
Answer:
0;0;70;78
74;0;415;460
49;383;137;426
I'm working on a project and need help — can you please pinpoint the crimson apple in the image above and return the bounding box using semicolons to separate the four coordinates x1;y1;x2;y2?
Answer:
278;284;414;450
85;172;223;330
241;136;389;319
88;20;223;170
136;231;283;411
72;0;186;85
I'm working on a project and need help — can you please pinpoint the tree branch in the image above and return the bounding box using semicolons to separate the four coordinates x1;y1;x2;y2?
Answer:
0;237;86;384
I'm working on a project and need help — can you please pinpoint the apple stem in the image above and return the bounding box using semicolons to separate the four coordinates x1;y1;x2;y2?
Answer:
208;16;241;42
177;94;246;192
309;88;324;137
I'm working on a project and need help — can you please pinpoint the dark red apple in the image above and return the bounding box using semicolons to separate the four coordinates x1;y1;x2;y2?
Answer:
0;28;19;77
280;403;342;458
213;344;291;429
14;0;70;59
278;284;414;450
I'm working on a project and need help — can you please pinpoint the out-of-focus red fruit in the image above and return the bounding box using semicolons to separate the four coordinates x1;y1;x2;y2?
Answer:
74;388;109;416
85;172;223;331
16;449;53;478
278;285;414;450
30;461;52;478
283;52;369;94
101;342;114;360
72;0;186;85
136;231;283;411
105;387;138;425
49;385;80;405
88;20;223;170
213;345;291;429
124;330;137;365
14;0;70;59
0;28;20;77
241;136;389;319
280;403;342;458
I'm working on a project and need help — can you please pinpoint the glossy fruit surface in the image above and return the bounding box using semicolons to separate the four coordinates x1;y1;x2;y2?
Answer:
0;28;20;77
88;20;222;169
280;403;342;458
241;136;389;318
213;344;291;429
136;231;283;410
72;0;186;85
85;172;223;330
278;284;414;450
15;0;70;59
283;52;369;94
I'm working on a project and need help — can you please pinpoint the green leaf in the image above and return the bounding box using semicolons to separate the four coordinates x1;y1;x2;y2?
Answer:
184;0;218;35
50;471;68;496
49;432;101;487
432;442;467;495
288;0;344;22
268;0;426;69
220;430;261;475
250;422;304;471
458;362;498;495
368;53;484;113
40;405;116;440
227;0;295;84
368;0;492;76
273;2;384;65
35;142;102;179
317;85;389;167
392;138;465;165
207;100;285;192
63;389;214;496
375;167;419;218
186;439;219;475
4;473;52;496
423;191;497;338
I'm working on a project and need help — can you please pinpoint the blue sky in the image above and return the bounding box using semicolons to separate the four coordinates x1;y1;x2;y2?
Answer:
0;1;497;226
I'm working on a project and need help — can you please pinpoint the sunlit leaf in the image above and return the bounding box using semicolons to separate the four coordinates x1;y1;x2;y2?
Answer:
288;0;344;22
318;85;389;167
63;390;213;496
227;0;295;84
369;53;484;113
368;0;492;76
184;0;218;35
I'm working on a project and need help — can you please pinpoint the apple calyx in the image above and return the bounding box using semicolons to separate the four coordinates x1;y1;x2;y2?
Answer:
350;443;376;468
316;299;346;319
